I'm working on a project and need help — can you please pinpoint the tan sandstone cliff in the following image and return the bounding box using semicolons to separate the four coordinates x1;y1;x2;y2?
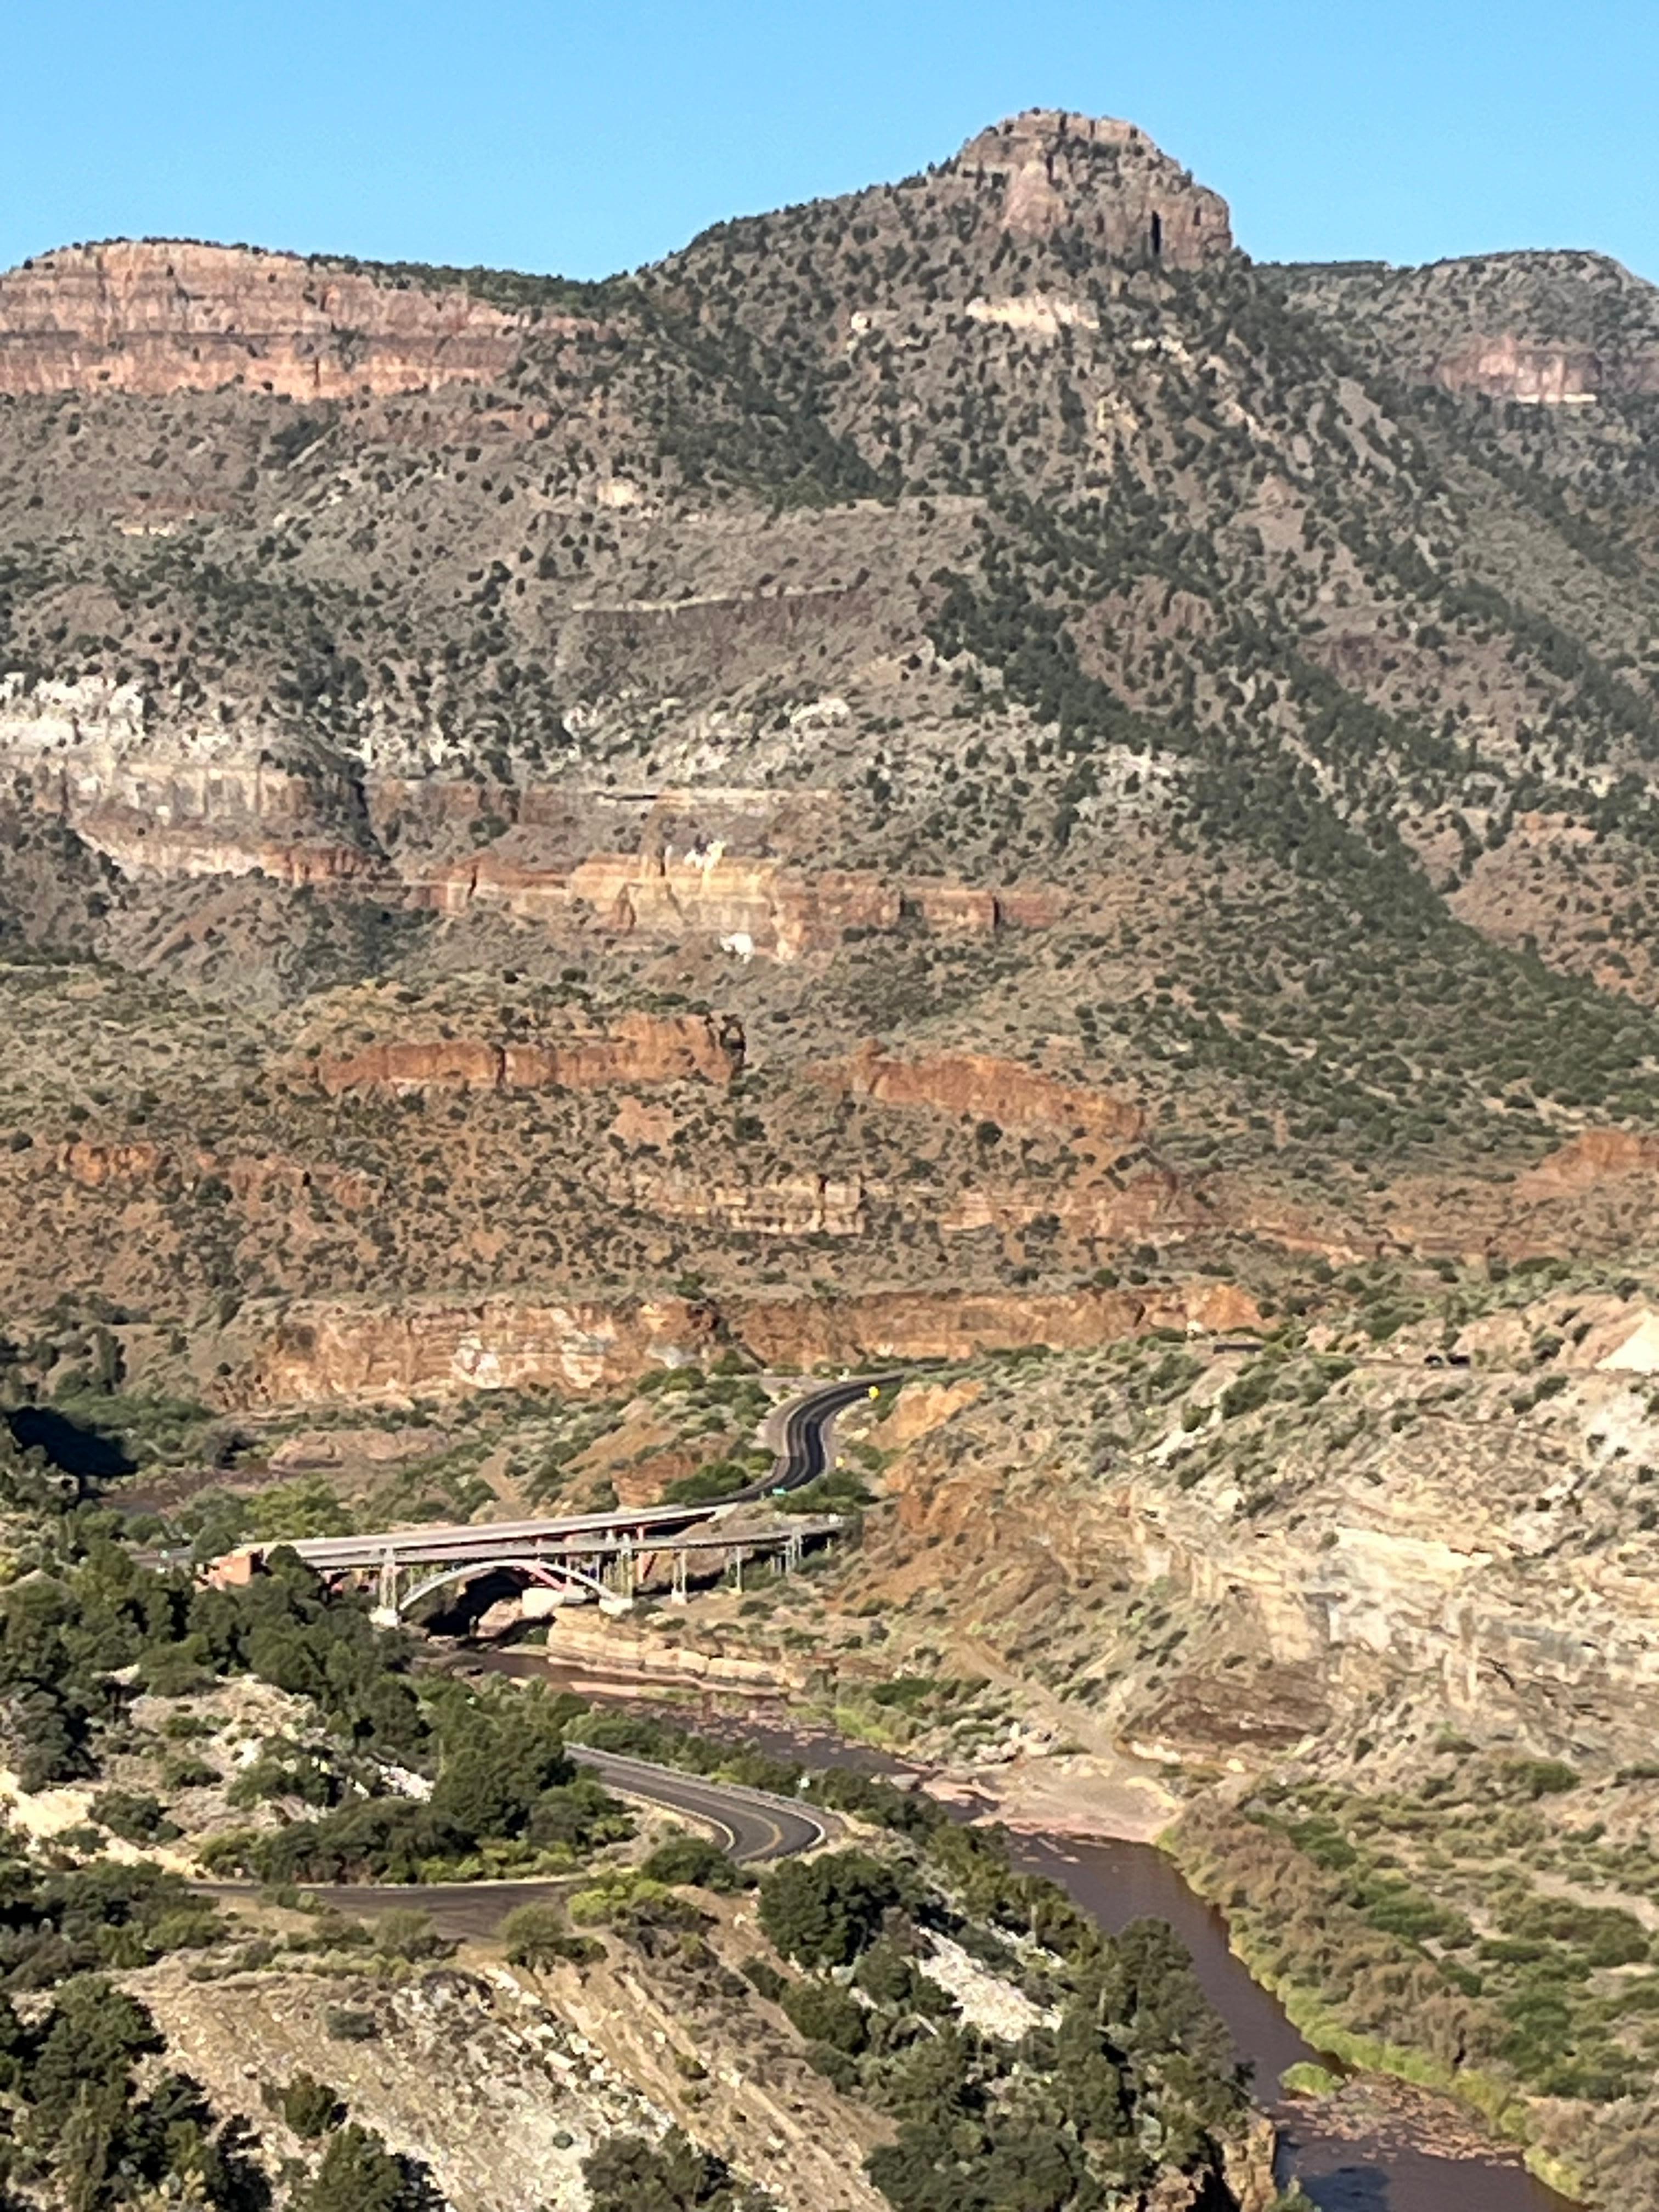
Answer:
229;1280;1262;1408
0;241;539;399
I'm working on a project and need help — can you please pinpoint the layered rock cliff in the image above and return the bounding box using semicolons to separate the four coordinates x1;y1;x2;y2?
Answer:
228;1279;1262;1407
949;110;1232;270
313;1012;745;1094
853;1294;1659;1773
236;1294;721;1404
0;240;533;399
812;1043;1146;1146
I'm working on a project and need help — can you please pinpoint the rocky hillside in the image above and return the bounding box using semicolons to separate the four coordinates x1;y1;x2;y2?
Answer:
653;1267;1659;2204
4;106;1659;2207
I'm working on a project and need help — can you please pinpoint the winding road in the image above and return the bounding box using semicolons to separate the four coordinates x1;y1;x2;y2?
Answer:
200;1379;885;1934
200;1748;835;1940
232;1370;899;1584
567;1746;831;1863
731;1372;897;1503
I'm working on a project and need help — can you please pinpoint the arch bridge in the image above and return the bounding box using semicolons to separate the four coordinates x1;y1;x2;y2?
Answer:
201;1373;889;1622
213;1515;846;1622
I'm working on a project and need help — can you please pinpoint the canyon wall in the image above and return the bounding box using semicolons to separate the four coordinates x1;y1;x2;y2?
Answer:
423;848;1055;959
862;1328;1659;1773
236;1295;721;1405
313;1013;745;1095
230;1280;1262;1408
813;1043;1145;1145
0;241;534;399
729;1279;1261;1370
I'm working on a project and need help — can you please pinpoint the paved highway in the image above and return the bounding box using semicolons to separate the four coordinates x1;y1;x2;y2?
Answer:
730;1372;894;1503
238;1371;896;1578
198;1746;833;1940
569;1746;831;1861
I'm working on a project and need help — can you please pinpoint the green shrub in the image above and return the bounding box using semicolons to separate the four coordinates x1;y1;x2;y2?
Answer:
854;1940;958;2018
740;1954;787;2001
583;2128;735;2211
502;1901;574;1969
89;1788;180;1844
568;1871;706;1937
1219;1364;1276;1419
1280;2062;1341;2097
371;1908;452;1962
527;1775;632;1852
265;2070;345;2138
640;1830;747;1893
780;1976;868;2053
294;2121;441;2211
227;1742;340;1809
759;1850;904;1967
1494;1757;1580;1799
805;2040;861;2091
161;1754;219;1791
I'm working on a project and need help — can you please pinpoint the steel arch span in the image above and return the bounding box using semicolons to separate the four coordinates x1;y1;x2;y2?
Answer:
397;1557;612;1617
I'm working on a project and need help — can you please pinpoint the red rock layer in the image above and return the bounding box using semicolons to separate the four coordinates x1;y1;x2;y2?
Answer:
0;240;536;399
812;1043;1146;1146
313;1013;745;1095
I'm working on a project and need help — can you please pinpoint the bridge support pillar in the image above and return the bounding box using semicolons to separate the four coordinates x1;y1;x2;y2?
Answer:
670;1551;689;1606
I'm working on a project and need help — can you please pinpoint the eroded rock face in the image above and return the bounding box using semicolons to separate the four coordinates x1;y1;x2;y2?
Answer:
813;1042;1146;1145
951;111;1232;270
232;1280;1262;1406
859;1300;1659;1776
1513;1127;1659;1195
236;1294;721;1404
313;1013;745;1094
1427;331;1607;404
423;848;1056;960
55;1139;373;1211
0;241;533;398
0;679;384;881
730;1279;1261;1370
598;1167;867;1237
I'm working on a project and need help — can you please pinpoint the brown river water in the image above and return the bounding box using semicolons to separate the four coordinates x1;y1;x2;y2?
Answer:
499;1671;1578;2212
1012;1832;1576;2212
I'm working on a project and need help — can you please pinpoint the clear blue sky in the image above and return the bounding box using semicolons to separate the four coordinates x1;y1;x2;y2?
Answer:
4;1;1654;281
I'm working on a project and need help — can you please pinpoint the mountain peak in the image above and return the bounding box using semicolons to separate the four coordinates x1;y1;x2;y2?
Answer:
947;108;1232;266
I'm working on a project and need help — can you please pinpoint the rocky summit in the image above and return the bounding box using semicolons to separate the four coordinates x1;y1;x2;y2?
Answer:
4;106;1659;2211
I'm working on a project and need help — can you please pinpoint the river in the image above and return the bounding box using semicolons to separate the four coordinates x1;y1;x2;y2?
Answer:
1013;1833;1575;2212
508;1671;1579;2212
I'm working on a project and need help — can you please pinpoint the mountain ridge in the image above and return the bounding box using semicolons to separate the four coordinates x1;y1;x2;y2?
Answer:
5;107;1659;2209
